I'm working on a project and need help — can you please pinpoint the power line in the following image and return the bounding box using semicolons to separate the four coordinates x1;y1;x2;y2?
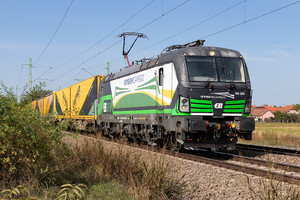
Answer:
81;0;192;71
33;67;53;83
34;0;155;83
82;68;94;76
48;40;121;86
34;0;75;65
55;0;155;68
136;0;190;32
129;0;245;58
46;0;191;87
130;0;300;59
202;0;300;39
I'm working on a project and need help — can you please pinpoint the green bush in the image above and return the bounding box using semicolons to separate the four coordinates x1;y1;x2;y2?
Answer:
0;84;66;186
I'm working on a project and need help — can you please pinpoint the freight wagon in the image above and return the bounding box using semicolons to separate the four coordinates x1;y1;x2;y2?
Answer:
32;75;104;129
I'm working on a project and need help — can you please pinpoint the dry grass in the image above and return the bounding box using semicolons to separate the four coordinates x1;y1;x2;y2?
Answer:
247;174;300;200
240;123;300;148
62;136;186;200
1;134;186;200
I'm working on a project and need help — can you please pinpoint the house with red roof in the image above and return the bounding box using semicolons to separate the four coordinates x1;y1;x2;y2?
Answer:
257;105;299;114
250;108;274;122
282;105;299;114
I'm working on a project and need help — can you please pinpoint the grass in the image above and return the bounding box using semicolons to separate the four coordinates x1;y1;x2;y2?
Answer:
0;182;132;200
247;173;300;200
86;182;133;200
239;122;300;148
255;122;300;136
1;134;186;200
66;136;186;200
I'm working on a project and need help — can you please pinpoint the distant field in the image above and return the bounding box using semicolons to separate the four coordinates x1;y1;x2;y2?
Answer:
238;122;300;148
254;122;300;135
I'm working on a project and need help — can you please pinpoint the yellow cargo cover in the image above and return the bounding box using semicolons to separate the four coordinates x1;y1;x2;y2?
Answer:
54;75;104;120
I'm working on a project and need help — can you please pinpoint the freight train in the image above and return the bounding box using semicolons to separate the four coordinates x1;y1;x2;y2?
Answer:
33;40;255;151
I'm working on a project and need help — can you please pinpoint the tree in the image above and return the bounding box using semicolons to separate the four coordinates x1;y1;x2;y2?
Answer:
273;111;283;122
293;104;300;111
19;82;52;105
289;113;299;123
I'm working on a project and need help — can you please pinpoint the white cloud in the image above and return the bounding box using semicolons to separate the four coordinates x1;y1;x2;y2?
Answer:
276;49;294;57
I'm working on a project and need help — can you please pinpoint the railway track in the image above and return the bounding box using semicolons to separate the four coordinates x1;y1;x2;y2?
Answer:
173;150;300;185
217;151;300;174
74;133;300;185
236;143;300;157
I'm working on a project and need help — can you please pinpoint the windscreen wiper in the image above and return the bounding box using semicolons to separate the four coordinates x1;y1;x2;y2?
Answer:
228;80;236;89
204;78;213;89
222;60;236;89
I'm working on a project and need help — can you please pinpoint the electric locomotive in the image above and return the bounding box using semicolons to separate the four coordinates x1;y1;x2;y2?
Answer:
97;40;255;150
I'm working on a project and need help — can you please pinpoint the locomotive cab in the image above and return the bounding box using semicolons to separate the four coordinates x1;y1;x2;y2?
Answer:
170;46;255;151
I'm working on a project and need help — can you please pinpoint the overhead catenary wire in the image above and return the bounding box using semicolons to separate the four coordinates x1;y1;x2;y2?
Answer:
68;0;193;73
36;0;189;84
45;0;300;88
48;40;121;86
135;0;190;32
202;0;300;39
82;68;94;76
34;0;75;65
33;0;155;84
128;0;300;62
46;0;191;88
129;0;247;57
108;0;246;72
53;0;155;69
33;67;53;83
88;0;300;74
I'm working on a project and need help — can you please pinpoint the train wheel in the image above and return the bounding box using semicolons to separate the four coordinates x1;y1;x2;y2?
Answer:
167;133;181;152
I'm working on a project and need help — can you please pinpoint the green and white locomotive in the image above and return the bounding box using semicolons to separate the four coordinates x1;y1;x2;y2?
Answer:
97;40;255;150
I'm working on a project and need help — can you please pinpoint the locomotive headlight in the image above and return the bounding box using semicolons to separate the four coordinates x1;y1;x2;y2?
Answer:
244;99;251;114
209;51;215;56
179;96;190;113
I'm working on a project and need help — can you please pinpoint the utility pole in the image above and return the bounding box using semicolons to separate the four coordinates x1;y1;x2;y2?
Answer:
22;58;33;92
16;85;18;100
106;62;110;75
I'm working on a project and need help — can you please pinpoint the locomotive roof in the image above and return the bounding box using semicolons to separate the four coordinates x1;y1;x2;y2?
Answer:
102;45;243;82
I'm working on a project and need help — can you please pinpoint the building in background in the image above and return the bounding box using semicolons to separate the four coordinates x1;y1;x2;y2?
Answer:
250;108;274;122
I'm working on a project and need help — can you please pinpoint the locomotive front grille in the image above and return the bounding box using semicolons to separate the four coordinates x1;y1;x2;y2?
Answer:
223;100;245;116
190;99;213;116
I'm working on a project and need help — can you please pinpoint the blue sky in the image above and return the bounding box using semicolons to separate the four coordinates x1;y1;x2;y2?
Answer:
0;0;299;106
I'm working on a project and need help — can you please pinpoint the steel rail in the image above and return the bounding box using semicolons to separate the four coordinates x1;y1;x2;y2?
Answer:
215;151;300;174
236;143;300;157
170;151;300;186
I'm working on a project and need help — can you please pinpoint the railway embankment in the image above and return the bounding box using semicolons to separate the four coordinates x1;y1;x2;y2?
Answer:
64;133;300;200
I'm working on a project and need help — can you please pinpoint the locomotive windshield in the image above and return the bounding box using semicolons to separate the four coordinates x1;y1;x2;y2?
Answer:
186;56;245;83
